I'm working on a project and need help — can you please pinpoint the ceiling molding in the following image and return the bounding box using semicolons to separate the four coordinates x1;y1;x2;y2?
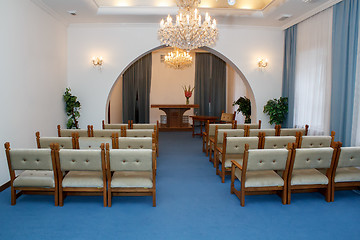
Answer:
281;0;343;29
30;0;69;27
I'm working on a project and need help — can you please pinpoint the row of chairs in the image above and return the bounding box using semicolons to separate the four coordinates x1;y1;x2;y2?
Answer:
102;120;158;130
230;142;360;206
203;121;309;156
37;131;155;150
55;126;159;156
215;132;335;183
5;142;157;207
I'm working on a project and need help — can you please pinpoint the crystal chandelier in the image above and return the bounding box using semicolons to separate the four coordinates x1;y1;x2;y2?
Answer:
158;0;218;52
164;48;193;69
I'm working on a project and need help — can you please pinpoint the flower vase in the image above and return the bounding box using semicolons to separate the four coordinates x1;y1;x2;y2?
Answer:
186;97;189;105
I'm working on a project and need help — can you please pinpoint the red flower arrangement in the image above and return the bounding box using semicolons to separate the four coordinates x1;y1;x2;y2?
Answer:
183;85;194;104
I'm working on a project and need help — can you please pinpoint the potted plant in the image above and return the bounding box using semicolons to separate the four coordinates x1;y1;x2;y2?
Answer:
63;88;81;129
263;97;288;125
233;96;251;123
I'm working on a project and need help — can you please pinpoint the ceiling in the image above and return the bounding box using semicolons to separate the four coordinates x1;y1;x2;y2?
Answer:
31;0;342;29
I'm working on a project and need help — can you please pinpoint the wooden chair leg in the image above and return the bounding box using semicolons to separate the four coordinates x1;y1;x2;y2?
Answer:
103;189;107;207
331;184;335;202
108;189;112;207
281;189;287;205
325;186;331;202
230;165;235;194
152;191;156;207
287;188;291;204
240;189;245;207
54;188;59;207
59;189;64;207
11;187;16;205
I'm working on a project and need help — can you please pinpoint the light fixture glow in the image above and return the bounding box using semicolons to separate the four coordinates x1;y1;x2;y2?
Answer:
158;0;218;51
92;56;103;69
258;58;268;68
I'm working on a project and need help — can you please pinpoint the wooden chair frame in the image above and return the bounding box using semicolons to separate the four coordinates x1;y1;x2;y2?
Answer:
54;143;107;207
57;125;91;137
216;133;262;183
330;142;360;201
106;144;157;207
233;120;262;130
287;143;340;204
219;111;236;124
102;120;131;129
4;142;59;206
297;131;336;148
230;143;293;206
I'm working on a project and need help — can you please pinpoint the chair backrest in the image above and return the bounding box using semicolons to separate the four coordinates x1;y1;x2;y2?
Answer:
124;129;154;137
220;111;236;123
217;129;245;144
225;136;260;154
248;129;276;137
93;129;121;138
117;137;153;149
262;136;297;149
57;125;90;137
279;125;309;136
209;124;232;136
246;148;290;171
108;149;153;171
78;137;113;149
336;147;360;168
39;137;74;149
36;131;74;149
102;120;129;129
57;148;104;171
292;147;334;169
236;120;262;130
300;136;333;148
6;147;54;171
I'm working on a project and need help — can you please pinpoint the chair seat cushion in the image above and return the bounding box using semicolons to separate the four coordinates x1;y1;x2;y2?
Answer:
234;168;284;187
62;171;104;188
291;169;328;185
111;171;153;188
335;167;360;182
219;154;243;168
13;170;55;188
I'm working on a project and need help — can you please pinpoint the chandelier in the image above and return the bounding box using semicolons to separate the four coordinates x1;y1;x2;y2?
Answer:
158;0;218;52
164;48;193;69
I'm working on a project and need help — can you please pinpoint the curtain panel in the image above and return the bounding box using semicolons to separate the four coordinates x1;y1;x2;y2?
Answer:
282;25;297;128
330;0;360;146
122;53;152;123
194;53;226;117
294;8;333;136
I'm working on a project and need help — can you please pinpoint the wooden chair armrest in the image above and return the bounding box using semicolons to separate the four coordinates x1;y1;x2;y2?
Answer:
216;146;223;153
231;160;242;170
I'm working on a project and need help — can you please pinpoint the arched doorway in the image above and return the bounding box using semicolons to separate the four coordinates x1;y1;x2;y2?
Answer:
105;46;256;124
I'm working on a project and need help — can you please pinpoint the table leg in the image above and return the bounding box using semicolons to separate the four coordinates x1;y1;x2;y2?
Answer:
200;121;203;137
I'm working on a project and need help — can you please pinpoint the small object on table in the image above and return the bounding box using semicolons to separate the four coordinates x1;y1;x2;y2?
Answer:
190;115;218;137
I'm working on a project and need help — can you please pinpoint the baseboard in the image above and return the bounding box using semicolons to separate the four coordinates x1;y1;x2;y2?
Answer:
0;181;10;192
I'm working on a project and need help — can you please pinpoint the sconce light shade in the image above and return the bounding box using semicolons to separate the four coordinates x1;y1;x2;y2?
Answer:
92;56;103;69
257;58;268;68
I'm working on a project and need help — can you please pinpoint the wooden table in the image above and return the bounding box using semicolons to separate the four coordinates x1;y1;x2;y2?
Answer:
190;115;218;137
151;104;199;131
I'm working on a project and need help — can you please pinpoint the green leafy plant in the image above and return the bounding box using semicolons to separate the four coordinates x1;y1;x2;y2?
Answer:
233;96;251;123
63;88;81;129
263;97;288;125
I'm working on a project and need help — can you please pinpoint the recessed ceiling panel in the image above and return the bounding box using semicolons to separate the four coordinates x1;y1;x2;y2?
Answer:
94;0;274;10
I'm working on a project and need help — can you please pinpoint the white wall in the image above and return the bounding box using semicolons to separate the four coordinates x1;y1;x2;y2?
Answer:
67;24;283;130
0;0;67;185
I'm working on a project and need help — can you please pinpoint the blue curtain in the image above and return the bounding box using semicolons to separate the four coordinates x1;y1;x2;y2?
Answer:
330;0;360;146
282;25;297;128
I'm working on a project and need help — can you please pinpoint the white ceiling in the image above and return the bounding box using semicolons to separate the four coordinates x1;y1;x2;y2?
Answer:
31;0;342;29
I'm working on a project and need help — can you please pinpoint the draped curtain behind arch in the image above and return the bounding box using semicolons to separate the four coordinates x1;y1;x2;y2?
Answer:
194;53;226;117
122;53;152;123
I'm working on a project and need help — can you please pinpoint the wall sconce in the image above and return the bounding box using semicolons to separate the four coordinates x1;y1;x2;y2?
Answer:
92;56;103;69
257;58;268;69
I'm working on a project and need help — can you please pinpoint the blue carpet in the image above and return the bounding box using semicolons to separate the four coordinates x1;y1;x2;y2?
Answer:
0;132;359;239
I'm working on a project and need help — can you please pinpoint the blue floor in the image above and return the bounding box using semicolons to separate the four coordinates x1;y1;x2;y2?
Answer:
1;132;359;239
